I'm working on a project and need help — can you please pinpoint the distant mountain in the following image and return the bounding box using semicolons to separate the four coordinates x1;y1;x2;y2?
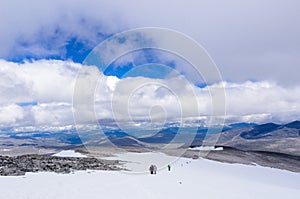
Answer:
240;123;280;139
92;121;300;156
106;136;144;147
215;121;300;156
139;127;178;143
240;121;300;139
284;121;300;130
222;122;257;132
1;121;299;156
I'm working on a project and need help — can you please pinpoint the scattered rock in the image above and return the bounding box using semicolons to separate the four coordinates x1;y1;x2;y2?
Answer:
0;154;123;176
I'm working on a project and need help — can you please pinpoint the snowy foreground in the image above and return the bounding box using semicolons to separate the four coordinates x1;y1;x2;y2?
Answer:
0;151;299;199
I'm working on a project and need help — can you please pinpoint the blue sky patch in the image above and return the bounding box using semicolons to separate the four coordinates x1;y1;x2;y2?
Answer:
17;102;38;107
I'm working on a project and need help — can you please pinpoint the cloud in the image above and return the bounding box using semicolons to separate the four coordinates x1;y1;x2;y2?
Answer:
31;102;74;126
1;0;300;130
1;60;300;129
0;59;81;127
216;81;300;123
0;104;24;125
0;0;126;60
0;59;81;104
95;76;300;125
0;0;299;86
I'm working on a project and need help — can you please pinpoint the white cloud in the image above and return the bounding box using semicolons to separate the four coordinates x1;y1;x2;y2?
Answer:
0;59;81;127
31;103;74;126
216;81;300;123
1;59;300;129
93;74;300;125
0;59;80;104
0;104;24;125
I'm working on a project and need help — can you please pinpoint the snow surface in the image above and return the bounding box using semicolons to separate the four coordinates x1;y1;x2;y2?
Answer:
52;150;87;158
189;146;224;151
104;152;177;173
0;152;299;199
1;148;10;152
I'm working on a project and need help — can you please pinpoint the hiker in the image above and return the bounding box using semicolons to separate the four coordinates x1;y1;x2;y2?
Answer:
149;165;154;174
153;165;157;174
149;164;158;175
167;164;171;171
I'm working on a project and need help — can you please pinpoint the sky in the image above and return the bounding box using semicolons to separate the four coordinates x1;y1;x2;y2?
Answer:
0;0;300;129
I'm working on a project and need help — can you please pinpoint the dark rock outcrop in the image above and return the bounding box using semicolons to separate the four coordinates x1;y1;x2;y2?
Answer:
0;154;122;176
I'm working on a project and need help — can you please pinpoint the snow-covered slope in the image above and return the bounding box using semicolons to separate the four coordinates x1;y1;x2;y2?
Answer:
0;152;299;199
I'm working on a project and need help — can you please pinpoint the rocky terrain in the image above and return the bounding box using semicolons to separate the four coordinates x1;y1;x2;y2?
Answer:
214;121;300;156
0;154;122;176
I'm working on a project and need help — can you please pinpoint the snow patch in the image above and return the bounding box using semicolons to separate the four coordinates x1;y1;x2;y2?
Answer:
189;146;224;151
52;150;87;158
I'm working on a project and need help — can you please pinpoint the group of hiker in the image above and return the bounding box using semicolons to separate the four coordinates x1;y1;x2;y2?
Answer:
149;164;171;175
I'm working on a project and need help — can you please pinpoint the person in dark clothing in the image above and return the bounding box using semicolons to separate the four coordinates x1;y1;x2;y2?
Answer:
149;165;154;174
167;164;171;171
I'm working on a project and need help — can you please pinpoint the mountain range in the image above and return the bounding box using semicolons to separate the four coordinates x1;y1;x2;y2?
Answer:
1;121;299;156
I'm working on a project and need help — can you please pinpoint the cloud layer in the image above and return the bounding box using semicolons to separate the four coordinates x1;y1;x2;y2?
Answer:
0;59;300;129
